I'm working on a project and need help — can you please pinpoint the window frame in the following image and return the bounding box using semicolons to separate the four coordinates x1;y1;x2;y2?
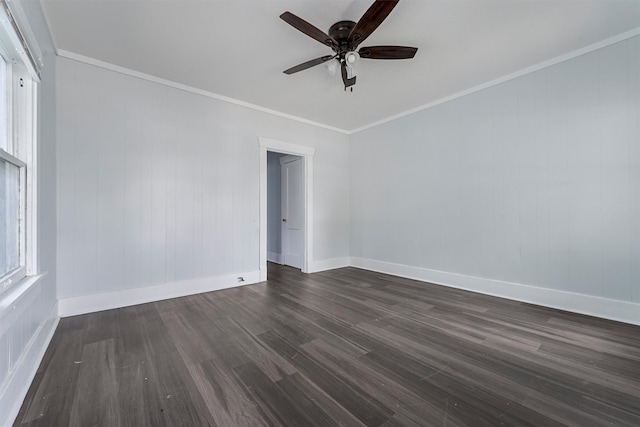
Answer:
0;0;39;295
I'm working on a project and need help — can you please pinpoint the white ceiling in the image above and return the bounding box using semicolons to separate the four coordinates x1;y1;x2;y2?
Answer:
41;0;640;132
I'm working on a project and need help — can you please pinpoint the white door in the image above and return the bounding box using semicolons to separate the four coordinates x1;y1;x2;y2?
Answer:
281;156;304;269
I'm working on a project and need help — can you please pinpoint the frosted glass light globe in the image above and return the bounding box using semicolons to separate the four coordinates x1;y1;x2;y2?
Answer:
345;51;359;64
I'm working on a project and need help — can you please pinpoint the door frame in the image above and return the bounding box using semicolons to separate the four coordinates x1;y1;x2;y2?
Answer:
259;137;315;281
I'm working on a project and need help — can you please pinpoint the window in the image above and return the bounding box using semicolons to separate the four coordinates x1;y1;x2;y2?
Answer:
1;152;22;277
0;2;39;294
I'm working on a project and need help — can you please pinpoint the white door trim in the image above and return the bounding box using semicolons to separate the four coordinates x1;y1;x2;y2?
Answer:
259;137;315;281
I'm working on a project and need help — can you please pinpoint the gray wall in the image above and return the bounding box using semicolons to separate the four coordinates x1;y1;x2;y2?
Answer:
350;35;640;304
56;57;350;299
0;0;58;422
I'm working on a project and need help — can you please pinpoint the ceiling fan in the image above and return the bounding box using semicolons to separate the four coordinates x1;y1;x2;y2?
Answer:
280;0;418;91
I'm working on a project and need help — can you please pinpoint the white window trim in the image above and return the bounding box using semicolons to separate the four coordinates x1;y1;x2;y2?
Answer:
25;81;36;275
0;0;38;295
0;147;25;167
0;83;38;294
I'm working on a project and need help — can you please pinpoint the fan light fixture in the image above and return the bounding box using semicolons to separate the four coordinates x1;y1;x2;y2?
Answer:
345;51;359;65
326;59;339;76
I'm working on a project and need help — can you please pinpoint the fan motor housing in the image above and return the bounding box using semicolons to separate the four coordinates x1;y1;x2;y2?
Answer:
329;20;356;51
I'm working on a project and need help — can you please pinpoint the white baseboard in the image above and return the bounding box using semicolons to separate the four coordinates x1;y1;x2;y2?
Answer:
1;303;59;427
267;251;283;264
350;257;640;326
309;257;351;273
58;270;261;317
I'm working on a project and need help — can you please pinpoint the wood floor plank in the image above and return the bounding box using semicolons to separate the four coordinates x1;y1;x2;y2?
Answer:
116;361;150;426
187;358;264;427
15;328;86;424
69;339;120;427
276;372;366;427
258;329;394;426
141;321;217;426
301;338;451;427
228;319;298;382
13;263;640;426
233;362;313;426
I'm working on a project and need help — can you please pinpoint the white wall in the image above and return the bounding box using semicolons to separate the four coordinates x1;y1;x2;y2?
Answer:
350;36;640;322
267;151;285;261
56;57;350;309
0;1;59;425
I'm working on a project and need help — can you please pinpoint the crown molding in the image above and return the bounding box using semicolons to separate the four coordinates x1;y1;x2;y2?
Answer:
56;49;351;135
350;26;640;134
55;26;640;135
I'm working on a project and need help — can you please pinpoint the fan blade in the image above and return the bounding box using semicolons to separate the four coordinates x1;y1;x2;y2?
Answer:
348;0;399;48
280;12;338;49
359;46;418;59
341;61;356;89
284;55;335;74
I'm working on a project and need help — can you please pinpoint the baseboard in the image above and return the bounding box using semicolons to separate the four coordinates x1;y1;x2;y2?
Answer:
1;303;59;427
350;257;640;326
309;257;351;273
267;251;283;264
58;270;261;317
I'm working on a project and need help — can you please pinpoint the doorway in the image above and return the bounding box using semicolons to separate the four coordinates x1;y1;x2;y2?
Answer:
267;153;304;269
259;138;315;281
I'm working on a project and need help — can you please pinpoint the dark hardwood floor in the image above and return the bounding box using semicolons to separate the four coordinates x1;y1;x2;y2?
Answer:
14;263;640;426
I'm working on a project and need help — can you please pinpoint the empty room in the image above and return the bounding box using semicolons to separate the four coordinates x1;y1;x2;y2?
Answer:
1;0;640;425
